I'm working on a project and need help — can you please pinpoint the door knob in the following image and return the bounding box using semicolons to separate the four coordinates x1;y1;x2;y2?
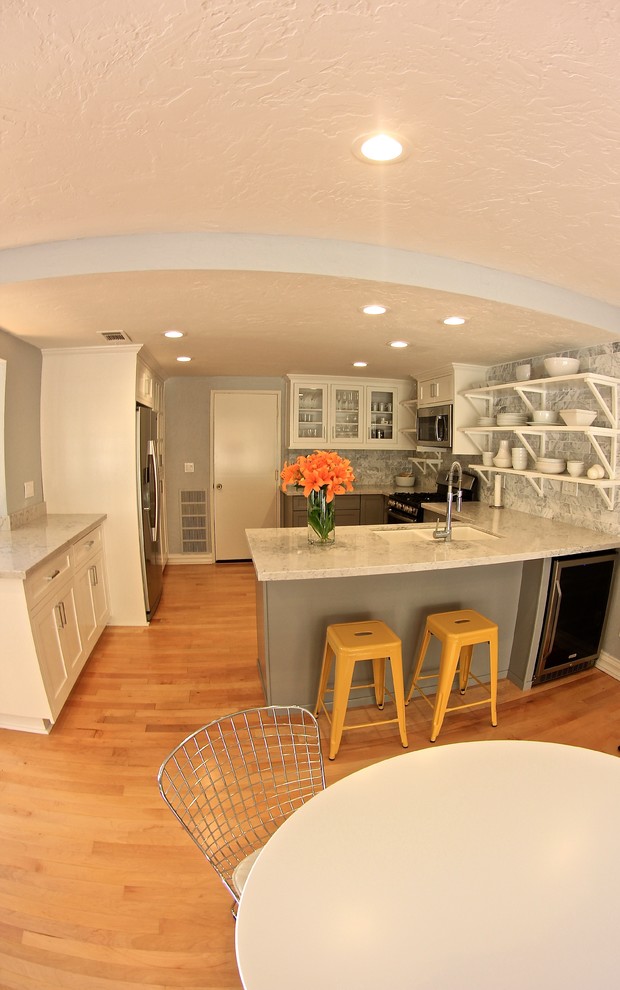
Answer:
216;483;223;490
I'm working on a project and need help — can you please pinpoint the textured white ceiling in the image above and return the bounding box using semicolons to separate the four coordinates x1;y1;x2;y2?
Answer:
1;0;619;376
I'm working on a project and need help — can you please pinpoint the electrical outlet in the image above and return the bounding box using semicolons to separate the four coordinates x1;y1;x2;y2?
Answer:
184;462;194;473
24;480;35;498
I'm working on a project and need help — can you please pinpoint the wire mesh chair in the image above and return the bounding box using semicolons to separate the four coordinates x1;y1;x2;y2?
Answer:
157;706;326;914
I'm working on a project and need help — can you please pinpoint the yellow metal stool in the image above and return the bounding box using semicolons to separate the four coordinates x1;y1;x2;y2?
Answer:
406;609;498;742
314;620;409;760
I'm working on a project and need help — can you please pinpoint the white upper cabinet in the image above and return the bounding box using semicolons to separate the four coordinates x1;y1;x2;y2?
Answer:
417;372;454;407
291;383;329;445
287;376;415;450
415;363;489;455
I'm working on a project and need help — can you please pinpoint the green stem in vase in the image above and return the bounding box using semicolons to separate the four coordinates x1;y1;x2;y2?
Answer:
307;488;335;544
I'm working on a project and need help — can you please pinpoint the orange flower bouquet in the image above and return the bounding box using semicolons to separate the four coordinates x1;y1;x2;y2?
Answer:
280;450;355;545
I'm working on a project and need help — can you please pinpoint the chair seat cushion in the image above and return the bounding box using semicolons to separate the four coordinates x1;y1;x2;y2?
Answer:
232;848;262;896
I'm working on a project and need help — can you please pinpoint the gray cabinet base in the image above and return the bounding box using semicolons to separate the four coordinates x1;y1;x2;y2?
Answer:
256;562;524;708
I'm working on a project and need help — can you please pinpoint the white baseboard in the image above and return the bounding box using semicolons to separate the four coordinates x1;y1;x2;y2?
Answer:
166;553;214;565
595;651;620;681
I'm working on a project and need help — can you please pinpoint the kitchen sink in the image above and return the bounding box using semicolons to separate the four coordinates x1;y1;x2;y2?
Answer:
373;524;500;543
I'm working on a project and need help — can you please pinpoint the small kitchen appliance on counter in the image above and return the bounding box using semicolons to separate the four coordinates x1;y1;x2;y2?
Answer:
386;471;478;524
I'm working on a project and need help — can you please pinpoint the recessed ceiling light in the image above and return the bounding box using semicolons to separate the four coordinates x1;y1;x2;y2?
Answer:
353;132;410;164
164;329;184;338
353;361;368;368
176;355;192;362
362;304;387;315
443;316;466;326
388;340;409;349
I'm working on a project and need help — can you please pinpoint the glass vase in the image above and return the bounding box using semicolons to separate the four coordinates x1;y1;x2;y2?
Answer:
307;488;336;546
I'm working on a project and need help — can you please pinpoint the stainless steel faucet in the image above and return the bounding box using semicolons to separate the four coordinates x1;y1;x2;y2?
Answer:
433;460;463;542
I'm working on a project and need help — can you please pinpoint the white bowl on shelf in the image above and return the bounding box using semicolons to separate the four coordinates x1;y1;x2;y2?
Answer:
544;357;580;377
395;476;414;487
559;409;597;428
535;458;566;474
532;410;559;424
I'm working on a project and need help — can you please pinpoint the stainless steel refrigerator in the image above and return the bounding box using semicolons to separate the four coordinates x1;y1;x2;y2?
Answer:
137;404;164;620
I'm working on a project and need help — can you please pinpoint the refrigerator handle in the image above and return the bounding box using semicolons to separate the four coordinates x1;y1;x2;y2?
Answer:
147;439;159;541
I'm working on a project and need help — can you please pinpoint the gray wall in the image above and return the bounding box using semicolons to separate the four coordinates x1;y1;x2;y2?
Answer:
164;376;285;554
0;327;43;516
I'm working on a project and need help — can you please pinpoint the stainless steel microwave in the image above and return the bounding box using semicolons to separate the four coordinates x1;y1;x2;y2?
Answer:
416;403;453;449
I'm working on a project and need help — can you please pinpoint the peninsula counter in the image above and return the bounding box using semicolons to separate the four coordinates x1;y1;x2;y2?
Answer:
246;505;619;707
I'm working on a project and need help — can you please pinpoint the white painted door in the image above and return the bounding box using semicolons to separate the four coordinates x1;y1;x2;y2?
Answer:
212;391;281;560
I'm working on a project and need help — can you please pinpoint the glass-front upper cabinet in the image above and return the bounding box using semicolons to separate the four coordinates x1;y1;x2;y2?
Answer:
329;385;364;445
291;384;328;445
366;386;397;443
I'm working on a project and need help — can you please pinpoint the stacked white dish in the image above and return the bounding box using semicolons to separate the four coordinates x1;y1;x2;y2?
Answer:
536;457;566;474
497;413;528;426
478;416;496;426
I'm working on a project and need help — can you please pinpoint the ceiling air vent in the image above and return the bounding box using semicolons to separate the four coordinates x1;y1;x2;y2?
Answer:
97;330;133;343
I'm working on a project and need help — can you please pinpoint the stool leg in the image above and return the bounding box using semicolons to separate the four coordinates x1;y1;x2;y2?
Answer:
489;632;499;727
405;625;432;704
458;644;473;694
314;639;333;717
388;646;408;749
430;641;461;742
329;655;356;760
371;657;386;709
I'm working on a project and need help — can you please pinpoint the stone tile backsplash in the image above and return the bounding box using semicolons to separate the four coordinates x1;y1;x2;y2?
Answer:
476;342;620;535
287;341;620;536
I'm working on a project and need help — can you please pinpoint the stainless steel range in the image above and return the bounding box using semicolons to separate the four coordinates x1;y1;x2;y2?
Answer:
387;471;478;524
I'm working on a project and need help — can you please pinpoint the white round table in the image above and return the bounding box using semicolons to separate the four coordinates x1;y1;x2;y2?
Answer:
235;741;620;990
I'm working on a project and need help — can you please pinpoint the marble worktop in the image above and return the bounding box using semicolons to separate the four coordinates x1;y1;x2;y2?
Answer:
247;503;619;582
0;514;107;579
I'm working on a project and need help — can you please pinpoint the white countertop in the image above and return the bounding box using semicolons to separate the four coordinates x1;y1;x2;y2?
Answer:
246;503;619;581
0;514;107;579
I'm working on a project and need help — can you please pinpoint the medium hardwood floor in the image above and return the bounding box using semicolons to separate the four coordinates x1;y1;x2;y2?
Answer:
1;562;619;990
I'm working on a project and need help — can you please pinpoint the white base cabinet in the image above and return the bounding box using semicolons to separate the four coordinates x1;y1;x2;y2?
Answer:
0;523;110;733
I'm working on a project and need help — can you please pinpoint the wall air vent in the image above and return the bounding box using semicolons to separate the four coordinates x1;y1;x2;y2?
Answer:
180;490;209;553
97;330;133;343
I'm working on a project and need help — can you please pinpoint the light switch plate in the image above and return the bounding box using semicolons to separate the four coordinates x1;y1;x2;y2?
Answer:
184;462;194;473
24;480;35;498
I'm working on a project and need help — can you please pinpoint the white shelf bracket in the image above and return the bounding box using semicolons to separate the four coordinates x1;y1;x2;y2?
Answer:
513;430;539;461
467;466;493;484
409;454;443;475
586;380;616;428
597;485;616;510
526;476;545;497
